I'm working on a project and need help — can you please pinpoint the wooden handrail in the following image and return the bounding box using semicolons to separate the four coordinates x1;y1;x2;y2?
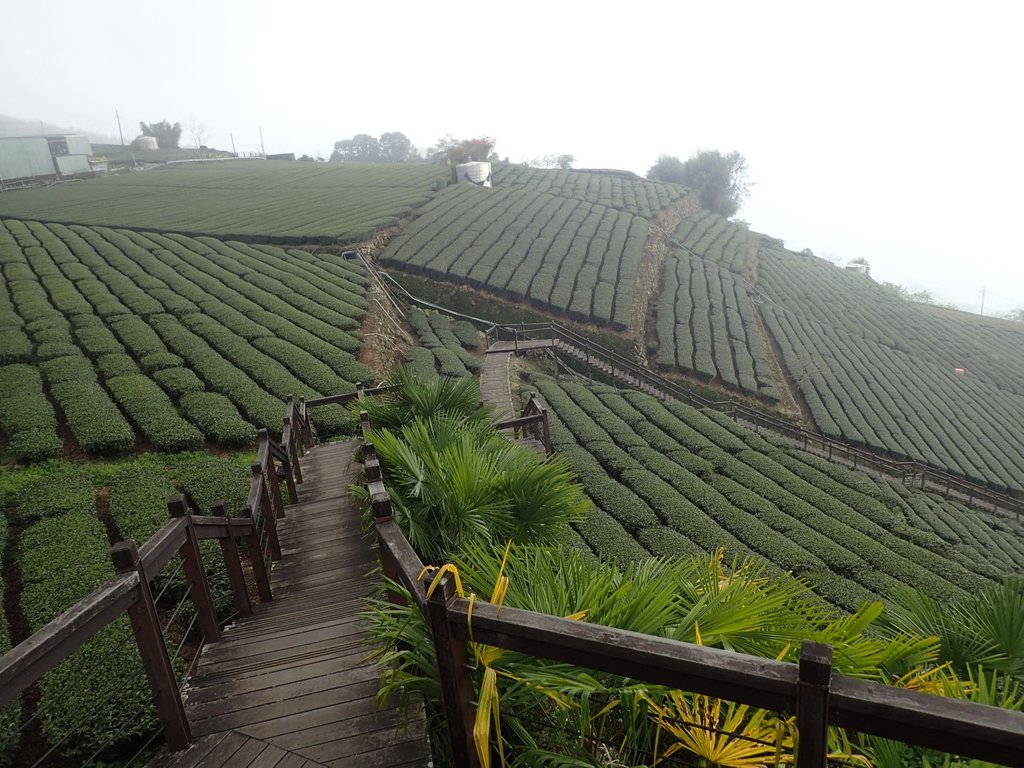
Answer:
355;392;1024;767
137;516;188;575
0;504;266;750
305;383;397;408
0;573;140;708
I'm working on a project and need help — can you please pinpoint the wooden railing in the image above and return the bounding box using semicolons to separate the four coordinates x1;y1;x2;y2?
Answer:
494;393;553;455
487;322;1024;520
355;408;1024;768
0;501;264;752
0;426;297;757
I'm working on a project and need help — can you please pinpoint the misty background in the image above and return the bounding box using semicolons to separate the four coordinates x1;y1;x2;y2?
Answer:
2;0;1021;314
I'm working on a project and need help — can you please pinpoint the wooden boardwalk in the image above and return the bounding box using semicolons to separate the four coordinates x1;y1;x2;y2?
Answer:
152;441;430;768
480;349;515;421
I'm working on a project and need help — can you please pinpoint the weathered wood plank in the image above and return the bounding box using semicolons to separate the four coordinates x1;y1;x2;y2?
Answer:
162;438;427;766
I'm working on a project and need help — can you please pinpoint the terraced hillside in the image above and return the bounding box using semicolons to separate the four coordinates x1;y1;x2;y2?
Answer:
380;165;691;328
528;374;1024;611
0;161;449;243
0;219;372;459
647;210;1024;494
756;242;1024;493
654;212;777;398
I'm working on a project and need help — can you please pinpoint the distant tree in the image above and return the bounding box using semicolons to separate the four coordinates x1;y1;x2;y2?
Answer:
1005;306;1024;322
531;153;576;170
378;131;415;162
800;247;815;257
186;118;207;149
330;133;381;162
879;281;947;305
428;135;496;165
647;149;750;218
138;120;183;149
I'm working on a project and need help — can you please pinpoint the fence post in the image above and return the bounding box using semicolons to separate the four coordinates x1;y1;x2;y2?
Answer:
299;396;313;447
212;502;252;619
243;506;273;602
541;408;553;455
796;641;832;768
252;463;282;561
166;496;220;643
284;415;304;485
427;574;480;768
259;429;287;518
111;541;192;751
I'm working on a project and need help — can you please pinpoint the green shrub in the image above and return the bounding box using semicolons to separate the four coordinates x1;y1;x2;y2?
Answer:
39;354;96;384
169;454;249;514
50;379;135;454
0;328;31;363
153;367;206;397
139;351;184;372
106;375;204;452
14;467;95;523
179;392;257;446
97;352;141;379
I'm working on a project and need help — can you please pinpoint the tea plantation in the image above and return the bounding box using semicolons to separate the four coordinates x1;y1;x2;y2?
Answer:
0;162;449;244
528;374;1024;611
0;218;372;460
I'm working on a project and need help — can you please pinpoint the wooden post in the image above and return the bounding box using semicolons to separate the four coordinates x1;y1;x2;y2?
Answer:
258;430;286;520
259;430;286;519
111;541;192;751
541;409;553;455
427;575;480;768
284;416;304;485
796;642;832;768
371;490;406;608
243;506;273;602
252;464;282;561
167;496;220;643
212;502;251;619
280;454;299;504
299;396;312;447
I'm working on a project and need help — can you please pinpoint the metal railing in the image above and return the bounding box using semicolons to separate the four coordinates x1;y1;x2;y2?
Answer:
486;322;1024;520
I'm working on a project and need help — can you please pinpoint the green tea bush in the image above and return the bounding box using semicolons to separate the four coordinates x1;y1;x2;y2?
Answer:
153;367;206;397
39;354;96;384
96;352;140;379
106;375;204;452
0;364;61;461
170;454;249;514
180;392;257;446
50;379;134;454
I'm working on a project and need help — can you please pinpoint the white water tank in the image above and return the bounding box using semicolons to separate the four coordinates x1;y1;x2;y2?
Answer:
456;161;492;187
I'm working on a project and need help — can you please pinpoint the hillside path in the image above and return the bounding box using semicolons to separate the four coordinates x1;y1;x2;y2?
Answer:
150;440;430;768
481;349;515;420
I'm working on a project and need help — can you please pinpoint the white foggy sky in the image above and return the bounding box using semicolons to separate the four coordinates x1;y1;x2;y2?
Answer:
3;0;1022;313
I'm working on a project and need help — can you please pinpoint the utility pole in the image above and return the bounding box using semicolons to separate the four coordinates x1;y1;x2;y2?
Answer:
230;132;237;156
980;286;986;316
258;126;266;159
115;109;125;146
